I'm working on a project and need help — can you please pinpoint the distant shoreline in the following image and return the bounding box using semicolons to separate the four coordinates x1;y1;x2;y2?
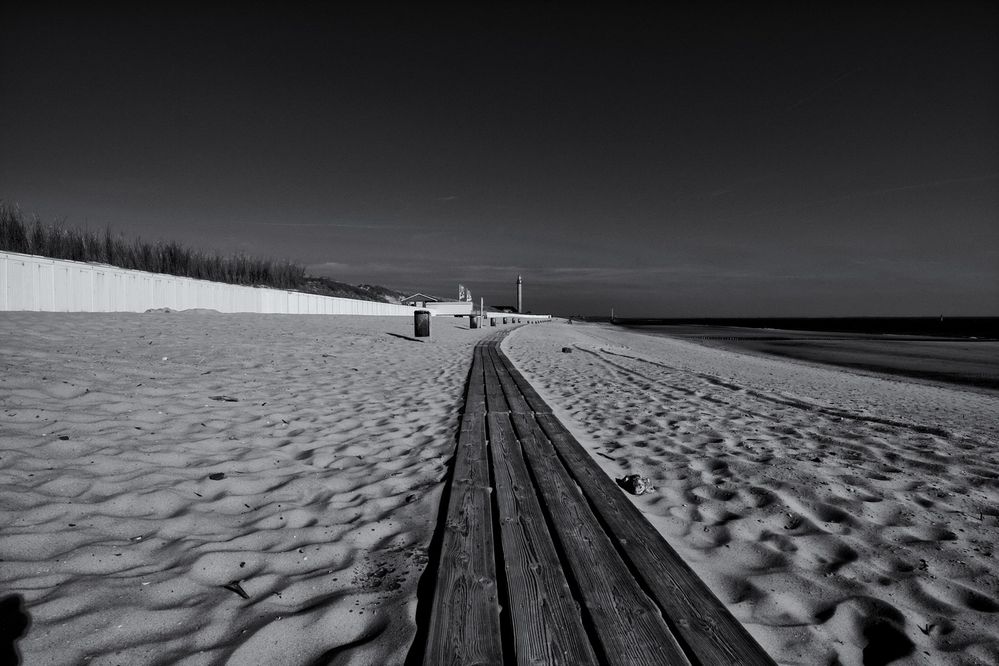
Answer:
609;316;999;340
625;323;999;392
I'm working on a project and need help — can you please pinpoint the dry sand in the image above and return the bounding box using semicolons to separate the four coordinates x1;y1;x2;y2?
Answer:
5;312;998;665
0;312;479;665
503;322;999;666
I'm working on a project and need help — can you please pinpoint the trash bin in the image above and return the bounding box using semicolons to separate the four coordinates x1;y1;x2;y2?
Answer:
414;310;431;337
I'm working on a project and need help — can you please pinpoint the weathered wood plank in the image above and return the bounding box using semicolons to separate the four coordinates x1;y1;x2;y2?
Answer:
487;413;599;665
533;412;775;666
425;412;503;665
482;344;510;414
510;414;691;666
492;349;552;414
464;346;487;415
484;347;533;414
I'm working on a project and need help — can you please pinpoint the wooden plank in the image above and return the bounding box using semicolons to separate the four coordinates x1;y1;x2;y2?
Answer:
485;347;533;414
532;412;775;666
492;350;552;414
425;412;504;665
487;413;599;665
482;343;510;414
510;414;691;666
464;346;486;415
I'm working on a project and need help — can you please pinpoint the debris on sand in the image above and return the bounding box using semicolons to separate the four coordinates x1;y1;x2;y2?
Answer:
208;472;226;481
209;395;238;402
616;474;654;495
221;580;249;599
561;347;573;353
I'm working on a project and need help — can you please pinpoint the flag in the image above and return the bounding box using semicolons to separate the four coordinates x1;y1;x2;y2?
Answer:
465;288;472;302
458;284;466;301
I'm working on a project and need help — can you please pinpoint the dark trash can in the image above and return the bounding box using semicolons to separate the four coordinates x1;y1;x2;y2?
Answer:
414;310;431;337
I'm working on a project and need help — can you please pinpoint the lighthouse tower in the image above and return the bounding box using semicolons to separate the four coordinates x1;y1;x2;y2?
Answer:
517;275;523;313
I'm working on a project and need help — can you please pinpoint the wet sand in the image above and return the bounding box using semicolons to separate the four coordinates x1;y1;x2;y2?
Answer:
625;325;999;393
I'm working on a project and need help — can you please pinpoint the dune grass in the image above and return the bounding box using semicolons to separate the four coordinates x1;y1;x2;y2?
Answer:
0;203;404;302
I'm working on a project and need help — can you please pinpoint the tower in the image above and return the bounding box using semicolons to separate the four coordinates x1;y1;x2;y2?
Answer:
517;275;523;313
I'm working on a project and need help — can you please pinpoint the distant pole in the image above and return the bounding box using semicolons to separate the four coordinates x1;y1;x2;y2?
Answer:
480;297;484;328
517;275;523;314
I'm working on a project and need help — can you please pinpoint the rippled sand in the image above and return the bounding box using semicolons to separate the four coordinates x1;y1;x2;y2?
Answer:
503;322;999;666
0;312;479;665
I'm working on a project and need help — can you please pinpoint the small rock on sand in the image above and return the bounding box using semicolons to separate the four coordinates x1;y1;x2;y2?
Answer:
616;474;654;495
209;472;226;481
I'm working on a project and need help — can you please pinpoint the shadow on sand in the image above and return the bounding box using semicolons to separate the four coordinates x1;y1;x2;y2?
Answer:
385;332;424;343
0;594;30;665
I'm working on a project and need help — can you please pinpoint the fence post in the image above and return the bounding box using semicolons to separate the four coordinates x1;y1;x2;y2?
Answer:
490;317;496;326
414;310;431;337
470;314;478;329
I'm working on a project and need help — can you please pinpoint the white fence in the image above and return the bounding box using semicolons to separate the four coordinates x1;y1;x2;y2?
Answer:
0;251;416;315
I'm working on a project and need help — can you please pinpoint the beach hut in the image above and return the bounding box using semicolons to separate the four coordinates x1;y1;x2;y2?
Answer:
401;293;440;308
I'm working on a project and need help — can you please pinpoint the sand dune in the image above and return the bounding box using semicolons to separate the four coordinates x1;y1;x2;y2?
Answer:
503;322;999;666
0;312;479;665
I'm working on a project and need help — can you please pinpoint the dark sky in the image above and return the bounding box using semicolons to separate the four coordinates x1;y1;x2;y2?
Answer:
2;3;997;316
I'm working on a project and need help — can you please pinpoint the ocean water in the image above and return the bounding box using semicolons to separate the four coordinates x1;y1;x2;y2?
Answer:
621;320;999;391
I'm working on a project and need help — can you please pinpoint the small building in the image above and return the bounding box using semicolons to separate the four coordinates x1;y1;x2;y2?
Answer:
401;293;441;308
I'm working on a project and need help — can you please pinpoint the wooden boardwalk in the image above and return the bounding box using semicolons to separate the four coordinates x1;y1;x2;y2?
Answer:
422;329;774;665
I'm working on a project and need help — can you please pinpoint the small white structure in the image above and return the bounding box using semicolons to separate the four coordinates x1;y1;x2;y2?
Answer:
401;292;473;315
400;293;440;308
425;301;474;316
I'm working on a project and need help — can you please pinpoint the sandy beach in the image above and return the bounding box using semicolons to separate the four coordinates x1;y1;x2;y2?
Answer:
503;322;999;665
0;312;479;665
4;313;998;665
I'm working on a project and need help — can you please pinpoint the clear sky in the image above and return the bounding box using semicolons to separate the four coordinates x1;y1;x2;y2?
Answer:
2;3;997;316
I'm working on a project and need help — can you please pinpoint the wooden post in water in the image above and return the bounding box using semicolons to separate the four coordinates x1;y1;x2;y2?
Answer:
414;310;431;337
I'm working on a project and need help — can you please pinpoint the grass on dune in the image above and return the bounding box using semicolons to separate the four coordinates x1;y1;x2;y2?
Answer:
0;203;405;303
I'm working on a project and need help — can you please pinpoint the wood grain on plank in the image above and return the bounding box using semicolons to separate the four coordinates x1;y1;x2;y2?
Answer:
484;347;533;414
464;346;487;415
510;413;691;666
492;349;552;414
482;344;511;414
487;413;599;665
533;412;775;665
425;411;504;665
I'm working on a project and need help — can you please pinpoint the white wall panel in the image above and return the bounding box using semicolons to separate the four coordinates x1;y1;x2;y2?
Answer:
0;251;416;316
